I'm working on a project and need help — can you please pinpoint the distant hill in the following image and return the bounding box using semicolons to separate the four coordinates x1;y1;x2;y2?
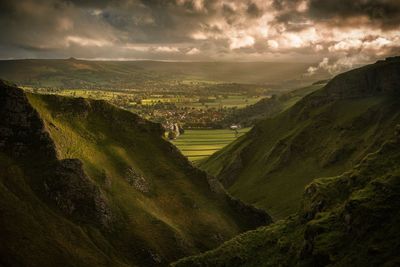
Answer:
0;59;323;89
201;57;400;219
221;82;326;128
0;81;270;267
174;126;400;266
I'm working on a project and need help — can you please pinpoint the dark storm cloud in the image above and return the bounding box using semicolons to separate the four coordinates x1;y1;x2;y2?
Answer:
309;0;400;24
274;0;400;29
0;0;264;48
63;0;112;8
247;2;262;18
0;0;399;65
0;0;115;49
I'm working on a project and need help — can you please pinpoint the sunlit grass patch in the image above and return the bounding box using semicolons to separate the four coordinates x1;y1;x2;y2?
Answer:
171;128;250;162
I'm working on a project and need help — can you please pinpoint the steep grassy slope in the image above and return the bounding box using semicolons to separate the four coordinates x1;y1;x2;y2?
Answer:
0;80;269;267
221;82;326;128
201;57;400;219
174;127;400;266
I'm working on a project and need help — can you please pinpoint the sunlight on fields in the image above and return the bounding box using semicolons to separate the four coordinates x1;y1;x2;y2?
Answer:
171;128;251;162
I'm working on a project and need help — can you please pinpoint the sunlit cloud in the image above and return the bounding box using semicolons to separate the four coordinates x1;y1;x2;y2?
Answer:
186;47;200;55
65;36;112;47
154;46;180;53
230;36;255;50
0;0;399;69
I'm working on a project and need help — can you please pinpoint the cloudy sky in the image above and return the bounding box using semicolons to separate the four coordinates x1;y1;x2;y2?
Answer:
0;0;399;74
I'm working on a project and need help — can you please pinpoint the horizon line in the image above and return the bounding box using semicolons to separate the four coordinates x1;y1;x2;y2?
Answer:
0;57;317;64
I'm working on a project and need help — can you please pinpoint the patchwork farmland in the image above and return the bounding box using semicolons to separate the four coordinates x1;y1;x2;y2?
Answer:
171;128;251;162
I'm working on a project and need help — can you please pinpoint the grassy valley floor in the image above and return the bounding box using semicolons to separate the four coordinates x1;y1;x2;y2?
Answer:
171;128;250;162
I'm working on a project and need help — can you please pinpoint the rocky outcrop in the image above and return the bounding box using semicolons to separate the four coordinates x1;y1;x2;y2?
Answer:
0;80;112;228
1;79;276;267
125;167;150;193
324;56;400;98
298;128;400;265
44;159;113;228
0;80;57;161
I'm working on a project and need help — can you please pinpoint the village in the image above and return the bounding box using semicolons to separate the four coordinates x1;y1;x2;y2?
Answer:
25;84;266;130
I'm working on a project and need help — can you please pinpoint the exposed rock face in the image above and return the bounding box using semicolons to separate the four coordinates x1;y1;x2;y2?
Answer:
125;167;150;193
45;159;113;228
0;80;112;228
1;79;275;267
323;56;400;98
0;80;57;161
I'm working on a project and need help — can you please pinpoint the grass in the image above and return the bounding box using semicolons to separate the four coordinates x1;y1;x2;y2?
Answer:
173;131;400;266
221;83;325;128
180;96;265;109
171;128;250;162
0;85;265;267
204;95;400;219
201;59;400;219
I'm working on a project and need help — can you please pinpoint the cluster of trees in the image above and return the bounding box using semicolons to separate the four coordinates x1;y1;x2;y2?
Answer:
166;123;185;140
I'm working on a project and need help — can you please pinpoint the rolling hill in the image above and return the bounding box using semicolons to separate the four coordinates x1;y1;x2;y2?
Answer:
0;58;321;89
174;125;400;266
201;57;400;219
0;80;270;267
220;82;327;128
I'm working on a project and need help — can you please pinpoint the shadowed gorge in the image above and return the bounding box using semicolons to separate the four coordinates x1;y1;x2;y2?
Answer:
174;126;400;267
1;0;400;264
173;57;400;267
0;80;270;267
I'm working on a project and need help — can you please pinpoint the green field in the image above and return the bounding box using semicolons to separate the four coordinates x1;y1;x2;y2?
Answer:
140;95;265;109
172;128;251;162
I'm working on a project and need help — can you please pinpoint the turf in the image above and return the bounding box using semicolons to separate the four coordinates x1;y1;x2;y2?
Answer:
201;58;400;219
173;129;400;266
221;83;325;127
0;81;268;267
173;57;400;267
171;128;250;162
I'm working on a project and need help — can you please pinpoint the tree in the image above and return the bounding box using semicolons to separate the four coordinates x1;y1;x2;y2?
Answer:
178;125;185;135
168;131;177;140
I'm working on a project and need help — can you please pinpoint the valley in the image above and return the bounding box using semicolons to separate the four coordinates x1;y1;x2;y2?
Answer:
1;58;328;164
23;85;267;129
2;1;400;266
172;56;400;267
0;80;270;267
1;57;399;267
201;57;400;219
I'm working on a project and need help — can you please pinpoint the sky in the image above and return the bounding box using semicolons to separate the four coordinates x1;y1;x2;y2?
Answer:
0;0;399;74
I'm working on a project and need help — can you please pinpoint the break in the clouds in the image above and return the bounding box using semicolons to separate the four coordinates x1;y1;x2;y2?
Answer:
0;0;399;74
